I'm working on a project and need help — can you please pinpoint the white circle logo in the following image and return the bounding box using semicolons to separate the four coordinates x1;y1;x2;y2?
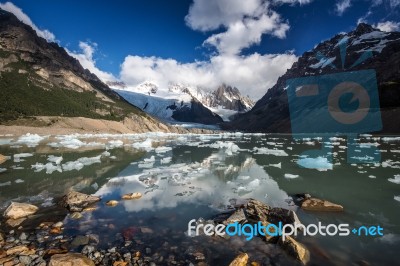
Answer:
327;82;370;125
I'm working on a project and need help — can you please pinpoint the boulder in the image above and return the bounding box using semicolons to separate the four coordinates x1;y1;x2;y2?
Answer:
6;217;26;227
3;202;38;219
244;199;271;223
244;199;302;227
222;208;247;225
229;253;249;266
301;198;343;212
0;154;7;164
49;253;95;266
278;236;310;265
59;191;100;212
105;200;118;206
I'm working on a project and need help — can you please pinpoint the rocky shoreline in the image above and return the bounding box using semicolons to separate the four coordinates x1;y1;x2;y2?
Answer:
0;191;344;266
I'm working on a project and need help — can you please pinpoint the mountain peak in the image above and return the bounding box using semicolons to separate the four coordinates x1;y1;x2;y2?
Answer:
354;23;376;35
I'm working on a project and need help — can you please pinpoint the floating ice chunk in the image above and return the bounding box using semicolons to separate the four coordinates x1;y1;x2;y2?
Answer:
254;147;288;156
161;157;172;164
382;137;400;142
144;156;156;162
0;167;6;173
16;133;45;147
209;141;240;155
395;196;400;202
102;151;111;157
15;179;24;183
133;138;153;151
155;146;172;154
106;140;124;149
48;155;63;165
284;174;299;179
238;176;250;180
14;153;34;163
297;157;333;171
62;161;84;171
269;162;282;168
388;175;400;184
391;150;400;153
32;162;62;174
0;181;11;186
369;175;376;179
382;160;400;169
61;155;101;171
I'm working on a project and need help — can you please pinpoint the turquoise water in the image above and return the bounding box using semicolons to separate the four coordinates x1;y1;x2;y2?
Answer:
0;133;399;265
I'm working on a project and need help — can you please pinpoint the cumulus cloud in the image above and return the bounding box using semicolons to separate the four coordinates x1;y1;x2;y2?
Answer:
120;53;297;100
67;42;116;82
117;0;302;100
335;0;352;16
373;21;400;32
0;1;55;42
185;0;290;55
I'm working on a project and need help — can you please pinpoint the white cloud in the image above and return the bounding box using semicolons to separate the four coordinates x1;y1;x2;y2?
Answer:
0;1;55;42
67;42;116;82
373;21;400;32
335;0;351;16
120;53;297;100
186;0;290;55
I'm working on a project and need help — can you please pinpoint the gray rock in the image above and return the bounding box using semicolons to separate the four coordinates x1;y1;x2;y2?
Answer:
19;255;32;265
19;232;28;241
71;235;89;248
59;191;100;212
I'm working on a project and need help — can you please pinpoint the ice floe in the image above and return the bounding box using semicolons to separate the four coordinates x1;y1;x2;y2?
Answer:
388;175;400;184
284;174;299;179
132;138;153;151
13;153;34;163
253;147;288;156
160;157;172;164
16;133;45;147
297;156;333;171
269;162;282;168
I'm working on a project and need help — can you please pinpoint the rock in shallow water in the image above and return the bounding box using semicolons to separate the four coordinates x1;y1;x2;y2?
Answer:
301;197;343;212
278;236;310;265
121;192;142;200
0;154;7;164
4;202;38;219
59;191;100;212
105;200;119;206
229;253;249;266
49;253;95;266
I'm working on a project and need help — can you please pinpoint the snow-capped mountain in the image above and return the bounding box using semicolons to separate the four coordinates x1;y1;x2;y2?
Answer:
227;23;400;133
112;82;254;124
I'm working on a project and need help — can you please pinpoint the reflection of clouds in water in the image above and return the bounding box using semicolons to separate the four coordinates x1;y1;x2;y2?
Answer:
95;149;291;213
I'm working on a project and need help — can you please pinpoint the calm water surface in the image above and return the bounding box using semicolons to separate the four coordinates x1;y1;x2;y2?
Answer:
0;133;399;265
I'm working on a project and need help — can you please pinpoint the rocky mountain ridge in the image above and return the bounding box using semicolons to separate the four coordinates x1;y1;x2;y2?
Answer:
226;23;400;133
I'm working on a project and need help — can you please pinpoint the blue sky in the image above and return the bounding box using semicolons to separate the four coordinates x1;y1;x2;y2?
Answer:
1;0;399;99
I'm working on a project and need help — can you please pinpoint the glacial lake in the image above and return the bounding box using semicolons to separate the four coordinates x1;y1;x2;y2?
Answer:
0;132;399;265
